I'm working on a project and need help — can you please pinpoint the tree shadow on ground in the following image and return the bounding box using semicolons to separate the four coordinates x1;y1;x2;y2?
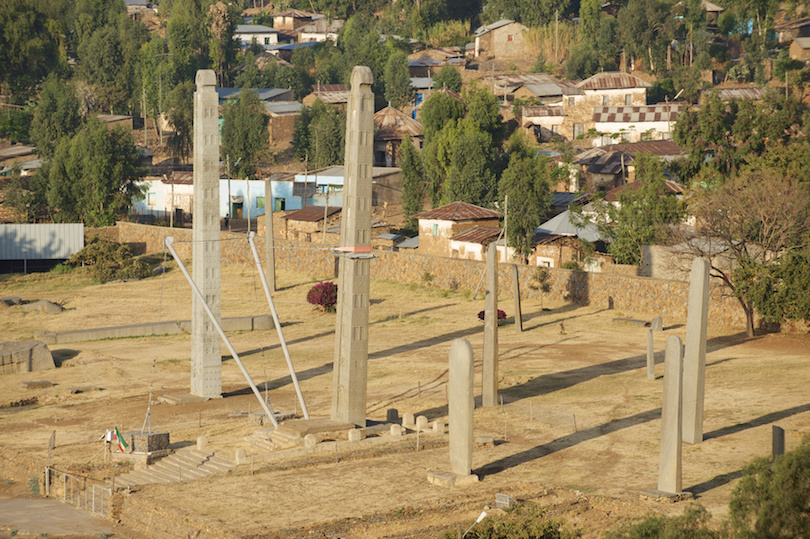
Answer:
473;407;662;478
703;403;810;441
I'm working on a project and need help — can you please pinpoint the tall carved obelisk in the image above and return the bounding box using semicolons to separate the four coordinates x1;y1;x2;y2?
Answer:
331;66;374;427
191;70;222;398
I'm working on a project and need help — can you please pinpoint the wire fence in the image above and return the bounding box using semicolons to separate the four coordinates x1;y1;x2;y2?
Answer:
45;466;114;518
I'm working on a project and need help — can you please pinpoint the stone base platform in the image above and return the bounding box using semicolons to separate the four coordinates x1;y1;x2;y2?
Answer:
427;471;479;487
158;393;211;405
639;488;694;502
278;418;356;439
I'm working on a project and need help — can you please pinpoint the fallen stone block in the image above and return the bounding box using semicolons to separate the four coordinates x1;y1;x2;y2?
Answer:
0;296;22;306
20;381;53;389
0;340;55;374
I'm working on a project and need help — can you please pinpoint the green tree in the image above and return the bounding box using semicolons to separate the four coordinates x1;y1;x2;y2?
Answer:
565;41;599;80
442;123;496;206
1;166;44;223
579;0;602;37
420;91;466;144
208;1;235;87
338;15;388;98
682;170;810;337
433;66;462;93
400;136;424;231
499;151;552;261
165;80;194;163
30;75;82;158
0;0;59;97
384;51;415;109
292;99;346;168
221;90;269;178
606;503;717;538
44;118;144;226
481;0;573;27
463;84;505;151
618;0;674;74
728;434;810;537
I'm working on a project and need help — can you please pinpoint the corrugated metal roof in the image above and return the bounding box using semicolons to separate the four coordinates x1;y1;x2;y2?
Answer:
793;37;810;49
523;81;581;97
374;106;423;140
700;87;769;101
235;24;276;34
450;226;501;245
0;145;36;160
169;171;194;184
551;192;589;207
605;179;684;201
263;101;303;115
308;84;349;104
592;104;683;123
600;140;685;157
397;236;419;249
522;105;564;118
283;206;341;222
0;224;84;260
474;19;516;36
217;88;291;102
577;72;652;90
415;87;465;109
273;9;315;18
412;201;499;221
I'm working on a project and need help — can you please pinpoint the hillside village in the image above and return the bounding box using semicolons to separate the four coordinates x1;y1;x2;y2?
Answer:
2;0;809;336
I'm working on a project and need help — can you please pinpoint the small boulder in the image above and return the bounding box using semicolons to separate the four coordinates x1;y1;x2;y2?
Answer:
1;340;55;373
0;296;22;306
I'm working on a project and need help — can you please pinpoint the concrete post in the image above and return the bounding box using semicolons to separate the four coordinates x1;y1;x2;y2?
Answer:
658;335;684;495
512;264;522;333
449;338;474;477
682;257;710;443
482;243;499;407
331;66;374;427
646;328;655;380
264;179;276;292
190;70;222;399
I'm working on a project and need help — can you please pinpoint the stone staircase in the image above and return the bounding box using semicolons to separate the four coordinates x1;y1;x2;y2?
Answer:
113;448;236;489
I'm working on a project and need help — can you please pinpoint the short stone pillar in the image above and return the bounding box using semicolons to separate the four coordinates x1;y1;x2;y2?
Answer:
646;329;656;380
651;316;663;332
432;420;446;434
235;448;247;465
512;264;523;333
772;426;785;458
386;408;399;423
197;435;208;451
658;336;684;495
682;258;710;444
348;428;363;442
428;338;478;486
389;424;403;437
303;434;317;449
415;415;429;431
402;412;415;428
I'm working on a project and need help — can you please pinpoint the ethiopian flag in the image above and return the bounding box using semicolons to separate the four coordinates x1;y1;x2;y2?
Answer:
114;427;129;453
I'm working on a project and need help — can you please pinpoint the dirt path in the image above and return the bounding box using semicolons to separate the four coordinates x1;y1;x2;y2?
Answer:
1;266;808;536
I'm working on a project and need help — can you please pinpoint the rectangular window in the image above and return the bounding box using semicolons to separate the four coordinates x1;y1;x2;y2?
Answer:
147;193;156;206
625;94;633;105
602;95;609;106
432;224;438;237
551;125;559;134
256;196;265;209
507;34;513;42
264;37;270;45
568;97;575;107
274;198;286;211
573;123;584;138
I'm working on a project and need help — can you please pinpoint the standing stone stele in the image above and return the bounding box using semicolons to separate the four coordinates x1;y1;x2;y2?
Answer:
512;265;522;333
191;69;222;399
658;336;684;495
646;328;655;380
682;257;710;443
264;179;276;292
482;242;499;407
428;338;478;486
331;66;374;427
772;426;785;458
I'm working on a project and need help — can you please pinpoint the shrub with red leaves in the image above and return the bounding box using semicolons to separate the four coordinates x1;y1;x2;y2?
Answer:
307;281;338;312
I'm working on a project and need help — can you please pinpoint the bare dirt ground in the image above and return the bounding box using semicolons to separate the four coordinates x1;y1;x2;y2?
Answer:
1;261;808;537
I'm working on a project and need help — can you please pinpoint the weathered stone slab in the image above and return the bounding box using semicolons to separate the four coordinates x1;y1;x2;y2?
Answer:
20;300;63;314
0;296;21;306
66;386;102;394
278;418;355;438
449;338;475;477
427;470;479;487
157;393;210;405
20;380;53;389
658;335;684;495
650;316;664;331
0;340;55;374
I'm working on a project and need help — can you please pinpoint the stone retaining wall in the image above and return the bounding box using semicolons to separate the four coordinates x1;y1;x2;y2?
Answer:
116;493;230;539
103;222;751;328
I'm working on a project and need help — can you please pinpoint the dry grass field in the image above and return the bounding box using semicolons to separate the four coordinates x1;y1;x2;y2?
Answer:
1;260;808;537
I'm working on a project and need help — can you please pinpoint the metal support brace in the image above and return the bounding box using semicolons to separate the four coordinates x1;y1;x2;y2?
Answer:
164;237;279;428
247;232;309;419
